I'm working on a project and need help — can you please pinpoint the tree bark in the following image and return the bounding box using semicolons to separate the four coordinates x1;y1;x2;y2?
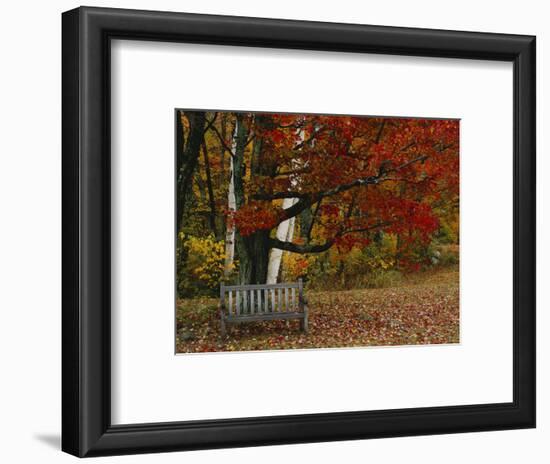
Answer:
223;122;239;278
299;206;313;242
235;115;277;284
237;230;271;285
176;111;207;233
266;197;298;283
231;114;254;284
201;139;219;239
219;113;227;189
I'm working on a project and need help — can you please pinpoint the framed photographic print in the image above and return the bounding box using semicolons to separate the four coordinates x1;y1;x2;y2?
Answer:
62;6;535;457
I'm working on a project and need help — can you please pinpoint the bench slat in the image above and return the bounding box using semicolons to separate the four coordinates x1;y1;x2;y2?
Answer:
237;290;242;315
285;287;289;312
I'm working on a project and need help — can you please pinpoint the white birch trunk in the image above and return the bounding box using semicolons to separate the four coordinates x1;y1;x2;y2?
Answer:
266;126;305;284
223;127;238;278
266;198;298;283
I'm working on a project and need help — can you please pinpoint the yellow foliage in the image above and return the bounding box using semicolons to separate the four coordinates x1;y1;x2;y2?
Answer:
183;234;226;289
327;234;397;272
281;253;316;281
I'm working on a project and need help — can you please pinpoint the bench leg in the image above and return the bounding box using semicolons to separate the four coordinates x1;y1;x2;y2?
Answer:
220;315;227;338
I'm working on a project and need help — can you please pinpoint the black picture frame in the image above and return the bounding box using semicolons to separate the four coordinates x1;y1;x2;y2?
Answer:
62;6;536;457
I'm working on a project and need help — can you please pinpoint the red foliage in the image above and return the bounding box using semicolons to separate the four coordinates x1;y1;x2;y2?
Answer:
235;113;459;265
234;202;279;236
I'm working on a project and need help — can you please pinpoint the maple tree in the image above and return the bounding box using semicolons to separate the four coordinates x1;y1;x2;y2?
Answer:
176;110;459;287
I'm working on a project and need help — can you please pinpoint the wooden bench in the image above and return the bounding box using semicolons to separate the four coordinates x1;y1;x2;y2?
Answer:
219;279;308;337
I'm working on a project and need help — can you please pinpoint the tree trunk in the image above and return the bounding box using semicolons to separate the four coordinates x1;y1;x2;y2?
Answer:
299;206;313;241
231;114;252;283
201;139;219;239
223;123;238;278
266;127;304;283
266;197;298;283
176;111;207;233
237;230;271;284
195;169;206;203
220;113;227;188
235;114;278;284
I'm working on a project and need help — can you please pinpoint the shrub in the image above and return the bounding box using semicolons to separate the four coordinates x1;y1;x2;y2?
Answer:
177;233;226;298
302;233;403;290
437;244;459;266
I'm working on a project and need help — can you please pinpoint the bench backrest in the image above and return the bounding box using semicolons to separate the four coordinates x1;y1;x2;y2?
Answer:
221;280;303;316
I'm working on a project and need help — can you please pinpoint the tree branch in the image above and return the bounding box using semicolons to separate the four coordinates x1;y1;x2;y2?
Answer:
293;125;326;150
207;122;234;157
269;238;335;254
253;190;309;200
375;120;385;143
386;154;428;173
267;154;428;225
202;113;218;134
269;221;393;254
273;167;311;177
306;199;323;241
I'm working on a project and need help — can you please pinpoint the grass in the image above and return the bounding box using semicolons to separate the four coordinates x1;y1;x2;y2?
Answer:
175;265;459;353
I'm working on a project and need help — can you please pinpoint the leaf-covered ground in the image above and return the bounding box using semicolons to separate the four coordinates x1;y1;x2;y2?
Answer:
176;266;459;353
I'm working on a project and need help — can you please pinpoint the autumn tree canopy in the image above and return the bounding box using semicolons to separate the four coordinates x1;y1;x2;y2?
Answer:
176;111;459;289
